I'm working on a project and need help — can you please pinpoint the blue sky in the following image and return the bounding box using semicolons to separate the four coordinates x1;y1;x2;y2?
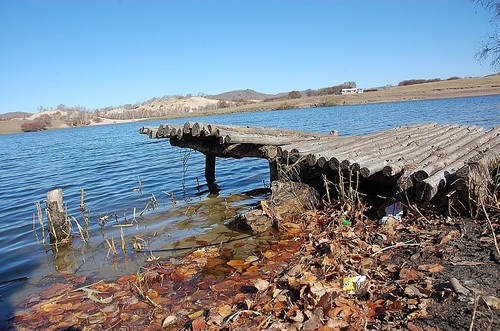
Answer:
0;0;497;114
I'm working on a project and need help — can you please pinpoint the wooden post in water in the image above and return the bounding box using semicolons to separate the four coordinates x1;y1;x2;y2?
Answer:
46;188;71;243
269;159;279;182
205;154;216;184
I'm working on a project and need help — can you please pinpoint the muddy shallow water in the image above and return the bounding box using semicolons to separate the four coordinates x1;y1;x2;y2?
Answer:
0;94;499;324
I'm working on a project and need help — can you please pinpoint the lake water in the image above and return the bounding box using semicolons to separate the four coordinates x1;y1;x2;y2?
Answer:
0;95;499;323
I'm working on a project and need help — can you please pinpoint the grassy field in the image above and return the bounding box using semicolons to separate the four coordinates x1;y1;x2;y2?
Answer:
155;74;500;119
1;75;499;134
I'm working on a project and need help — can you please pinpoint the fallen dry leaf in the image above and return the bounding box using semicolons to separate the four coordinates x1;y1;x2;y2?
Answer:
417;264;445;273
188;310;205;320
226;259;249;272
162;315;177;328
262;250;278;259
254;278;270;292
399;268;424;283
145;288;159;299
218;304;232;318
440;230;460;244
245;255;259;263
483;296;500;310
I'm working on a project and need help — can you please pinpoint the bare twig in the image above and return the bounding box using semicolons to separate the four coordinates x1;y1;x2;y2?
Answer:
224;310;262;324
469;291;479;331
35;201;46;244
481;203;500;258
133;176;143;194
71;216;88;243
131;283;163;309
371;242;421;256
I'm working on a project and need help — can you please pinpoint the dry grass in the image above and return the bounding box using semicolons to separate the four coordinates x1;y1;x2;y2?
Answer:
147;75;500;119
2;75;499;135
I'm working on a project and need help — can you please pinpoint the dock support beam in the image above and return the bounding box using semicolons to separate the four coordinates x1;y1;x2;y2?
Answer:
269;159;279;182
205;154;216;184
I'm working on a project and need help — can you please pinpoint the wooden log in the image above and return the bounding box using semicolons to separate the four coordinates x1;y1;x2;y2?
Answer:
285;138;353;167
262;146;279;159
46;189;71;243
354;125;473;177
416;140;500;201
280;135;354;155
209;123;329;139
316;156;328;168
156;124;166;138
454;143;500;204
382;125;470;176
192;122;211;137
148;129;158;139
319;124;443;170
342;124;458;171
281;123;437;170
332;123;439;159
167;124;178;137
169;126;178;137
339;124;452;170
175;127;184;139
306;153;318;166
156;124;170;138
139;126;157;135
282;125;423;162
221;130;316;146
411;127;497;182
157;124;173;138
309;122;438;154
183;121;195;134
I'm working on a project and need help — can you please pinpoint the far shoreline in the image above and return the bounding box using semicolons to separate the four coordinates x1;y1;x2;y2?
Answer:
1;75;499;136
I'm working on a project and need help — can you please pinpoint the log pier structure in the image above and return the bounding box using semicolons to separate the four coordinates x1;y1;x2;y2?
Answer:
140;122;500;206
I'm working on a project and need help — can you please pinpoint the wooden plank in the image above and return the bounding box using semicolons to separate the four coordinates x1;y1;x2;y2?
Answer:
314;124;442;170
342;124;458;171
355;125;479;177
382;125;470;176
169;136;274;159
221;130;317;146
417;141;500;201
209;123;329;139
411;127;499;181
339;126;454;171
279;122;438;156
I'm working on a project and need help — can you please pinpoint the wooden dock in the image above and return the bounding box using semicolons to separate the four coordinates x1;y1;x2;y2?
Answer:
140;122;500;205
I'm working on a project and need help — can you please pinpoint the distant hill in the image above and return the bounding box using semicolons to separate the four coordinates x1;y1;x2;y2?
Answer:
210;89;275;101
0;112;32;120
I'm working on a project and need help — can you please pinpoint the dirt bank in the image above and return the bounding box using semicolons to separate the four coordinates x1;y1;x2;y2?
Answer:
1;75;499;135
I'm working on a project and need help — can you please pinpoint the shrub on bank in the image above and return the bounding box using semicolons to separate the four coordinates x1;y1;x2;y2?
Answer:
21;121;47;132
398;78;441;86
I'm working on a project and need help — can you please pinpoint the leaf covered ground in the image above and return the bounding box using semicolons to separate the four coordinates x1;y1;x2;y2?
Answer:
8;203;500;330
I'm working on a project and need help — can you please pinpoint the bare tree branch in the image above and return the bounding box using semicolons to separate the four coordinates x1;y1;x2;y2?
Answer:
472;0;500;70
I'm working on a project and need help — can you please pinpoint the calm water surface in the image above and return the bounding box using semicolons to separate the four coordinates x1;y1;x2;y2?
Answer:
0;95;499;323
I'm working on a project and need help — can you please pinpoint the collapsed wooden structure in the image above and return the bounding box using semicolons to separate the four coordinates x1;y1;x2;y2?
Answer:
140;122;500;207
